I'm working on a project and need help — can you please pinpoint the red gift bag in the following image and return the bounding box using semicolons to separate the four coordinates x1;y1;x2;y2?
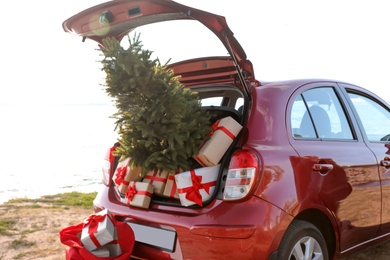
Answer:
60;221;135;260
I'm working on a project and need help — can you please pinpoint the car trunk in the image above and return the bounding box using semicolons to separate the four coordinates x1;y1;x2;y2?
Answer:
64;0;257;208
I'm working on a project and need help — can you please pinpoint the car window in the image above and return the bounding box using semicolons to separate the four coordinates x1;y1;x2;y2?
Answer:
291;87;353;140
200;97;243;111
201;97;223;106
235;98;244;110
348;93;390;142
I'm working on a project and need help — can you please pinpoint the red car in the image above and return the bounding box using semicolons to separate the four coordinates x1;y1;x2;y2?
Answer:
63;1;390;259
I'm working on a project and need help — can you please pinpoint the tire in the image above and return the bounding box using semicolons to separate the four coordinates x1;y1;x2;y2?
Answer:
276;220;329;260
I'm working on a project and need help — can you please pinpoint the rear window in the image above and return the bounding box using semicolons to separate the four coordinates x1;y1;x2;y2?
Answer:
201;97;223;106
201;97;243;110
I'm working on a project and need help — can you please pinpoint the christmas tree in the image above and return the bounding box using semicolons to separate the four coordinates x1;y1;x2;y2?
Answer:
99;34;211;176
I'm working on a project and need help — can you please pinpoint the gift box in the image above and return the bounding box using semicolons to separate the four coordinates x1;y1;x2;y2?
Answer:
121;181;154;208
142;169;168;195
113;157;142;195
105;226;122;257
162;170;182;199
193;116;242;166
80;209;115;251
175;164;220;207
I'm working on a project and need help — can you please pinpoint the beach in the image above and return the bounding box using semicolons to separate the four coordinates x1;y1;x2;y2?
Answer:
0;193;95;260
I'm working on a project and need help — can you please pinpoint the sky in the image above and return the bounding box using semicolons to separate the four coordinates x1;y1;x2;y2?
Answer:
1;0;390;105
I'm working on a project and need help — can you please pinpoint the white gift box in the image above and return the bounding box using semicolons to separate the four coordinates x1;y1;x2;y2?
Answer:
175;164;220;207
81;209;115;251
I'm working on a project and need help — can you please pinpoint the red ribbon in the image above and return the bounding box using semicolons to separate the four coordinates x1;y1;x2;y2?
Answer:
167;174;177;197
114;166;129;186
144;169;167;184
125;182;138;202
83;214;107;248
177;170;217;206
209;120;236;140
125;182;153;204
194;155;208;167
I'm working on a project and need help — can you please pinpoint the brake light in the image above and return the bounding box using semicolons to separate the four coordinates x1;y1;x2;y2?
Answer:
102;143;119;186
223;150;259;201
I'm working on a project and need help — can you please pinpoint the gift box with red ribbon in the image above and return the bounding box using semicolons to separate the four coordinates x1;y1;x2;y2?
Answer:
80;209;116;251
162;170;181;199
112;157;143;195
193;116;242;166
60;218;135;260
121;181;154;208
142;169;169;195
175;164;220;207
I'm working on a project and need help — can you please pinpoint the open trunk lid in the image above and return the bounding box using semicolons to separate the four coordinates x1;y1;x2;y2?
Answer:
62;0;254;96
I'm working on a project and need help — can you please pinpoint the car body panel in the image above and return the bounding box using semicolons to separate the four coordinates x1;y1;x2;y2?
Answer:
287;82;382;251
93;184;292;259
338;83;390;236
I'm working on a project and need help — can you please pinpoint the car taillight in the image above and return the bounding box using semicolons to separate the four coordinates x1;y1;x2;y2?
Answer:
223;150;259;201
102;143;119;186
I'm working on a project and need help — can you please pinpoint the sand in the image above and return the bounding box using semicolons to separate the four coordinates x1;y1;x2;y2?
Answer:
0;200;92;260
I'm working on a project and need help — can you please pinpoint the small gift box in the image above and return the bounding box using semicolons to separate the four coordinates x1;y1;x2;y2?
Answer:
162;170;182;199
60;220;135;260
175;164;220;207
142;169;169;195
113;157;142;195
80;209;115;251
193;116;242;166
121;181;154;208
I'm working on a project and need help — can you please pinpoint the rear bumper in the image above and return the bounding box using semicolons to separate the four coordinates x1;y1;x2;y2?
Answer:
93;185;290;260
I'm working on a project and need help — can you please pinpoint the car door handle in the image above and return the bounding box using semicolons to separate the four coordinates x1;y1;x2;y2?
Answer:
312;164;333;176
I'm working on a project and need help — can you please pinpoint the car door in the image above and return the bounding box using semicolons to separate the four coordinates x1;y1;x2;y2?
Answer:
289;82;381;252
340;83;390;236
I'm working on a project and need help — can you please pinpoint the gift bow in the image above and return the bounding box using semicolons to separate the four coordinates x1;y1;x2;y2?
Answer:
125;182;138;202
209;120;236;140
178;170;216;206
114;166;128;186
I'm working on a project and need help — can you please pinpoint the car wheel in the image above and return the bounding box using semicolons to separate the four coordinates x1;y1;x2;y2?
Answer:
277;220;329;260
